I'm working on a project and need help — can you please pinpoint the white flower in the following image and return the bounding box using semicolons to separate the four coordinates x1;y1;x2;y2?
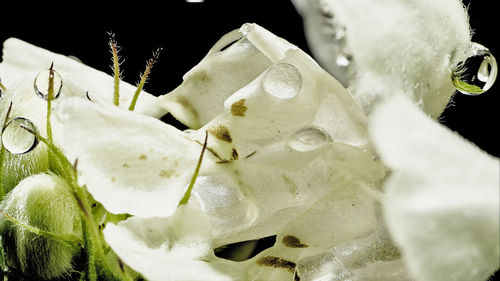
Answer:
370;96;499;281
291;0;472;118
0;0;498;280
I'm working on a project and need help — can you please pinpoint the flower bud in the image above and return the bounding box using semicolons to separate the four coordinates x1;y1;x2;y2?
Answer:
0;173;82;279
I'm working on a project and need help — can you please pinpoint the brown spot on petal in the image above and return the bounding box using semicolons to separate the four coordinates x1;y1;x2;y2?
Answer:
245;151;257;158
231;99;248;117
282;235;308;248
281;174;298;196
209;125;232;143
159;170;176;178
111;176;116;182
177;96;199;119
232;148;239;160
257;256;296;272
139;155;147;161
122;163;130;168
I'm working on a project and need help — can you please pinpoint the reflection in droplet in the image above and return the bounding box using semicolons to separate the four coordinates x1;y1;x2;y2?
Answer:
34;69;63;100
1;117;38;155
288;126;332;152
263;63;302;99
452;42;497;95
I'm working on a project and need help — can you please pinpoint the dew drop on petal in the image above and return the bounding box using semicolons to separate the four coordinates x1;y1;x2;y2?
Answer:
240;23;253;36
287;126;332;152
67;55;83;63
192;174;258;231
33;69;63;100
263;63;302;99
452;42;497;95
1;117;39;155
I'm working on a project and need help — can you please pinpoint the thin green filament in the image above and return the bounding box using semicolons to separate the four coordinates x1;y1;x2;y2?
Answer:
0;209;82;251
109;32;121;106
178;131;208;206
129;47;162;111
46;63;54;143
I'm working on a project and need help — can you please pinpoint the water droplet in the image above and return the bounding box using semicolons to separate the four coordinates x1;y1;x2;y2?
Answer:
67;55;82;63
287;126;332;152
1;117;38;155
452;42;497;95
263;63;302;99
336;49;352;67
240;23;253;36
33;69;63;100
192;174;258;232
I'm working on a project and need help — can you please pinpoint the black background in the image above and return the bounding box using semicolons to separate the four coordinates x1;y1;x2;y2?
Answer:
1;0;497;156
1;0;498;279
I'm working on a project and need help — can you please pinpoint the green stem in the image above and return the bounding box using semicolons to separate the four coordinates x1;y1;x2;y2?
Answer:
178;131;208;206
0;147;5;200
21;119;135;281
46;63;54;142
82;219;97;281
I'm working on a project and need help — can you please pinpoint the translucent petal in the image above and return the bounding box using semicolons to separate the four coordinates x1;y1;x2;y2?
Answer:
158;27;273;128
292;0;472;118
237;180;410;281
52;97;206;218
0;38;166;117
103;206;242;281
370;96;500;281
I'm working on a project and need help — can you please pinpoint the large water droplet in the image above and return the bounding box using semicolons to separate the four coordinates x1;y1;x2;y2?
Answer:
452;42;497;95
33;69;63;100
287;126;332;152
1;117;38;155
263;63;302;99
192;174;258;233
